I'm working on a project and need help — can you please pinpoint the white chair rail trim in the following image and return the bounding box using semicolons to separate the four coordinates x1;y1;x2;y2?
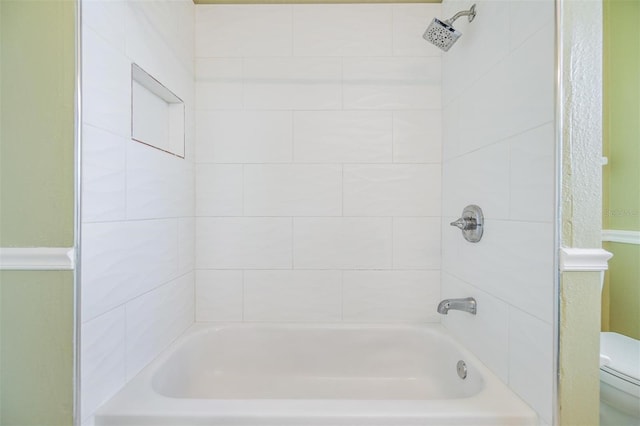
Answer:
559;247;613;272
0;247;75;270
602;229;640;245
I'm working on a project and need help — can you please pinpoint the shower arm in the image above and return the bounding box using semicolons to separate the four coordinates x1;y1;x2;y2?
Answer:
444;4;477;25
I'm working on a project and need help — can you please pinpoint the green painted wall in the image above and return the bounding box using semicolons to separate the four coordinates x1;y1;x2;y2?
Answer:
602;0;640;341
0;0;75;246
605;242;640;339
0;0;76;424
0;271;74;425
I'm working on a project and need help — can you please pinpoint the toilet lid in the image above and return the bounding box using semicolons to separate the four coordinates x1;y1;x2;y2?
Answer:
600;332;640;381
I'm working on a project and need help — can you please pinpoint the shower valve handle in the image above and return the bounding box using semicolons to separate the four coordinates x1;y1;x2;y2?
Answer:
450;217;477;231
450;205;484;243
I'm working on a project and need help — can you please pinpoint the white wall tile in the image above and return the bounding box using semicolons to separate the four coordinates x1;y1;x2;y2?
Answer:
293;218;392;269
293;4;392;57
82;0;126;53
244;270;342;321
195;58;243;110
196;218;292;269
184;104;197;162
442;141;510;219
499;221;555;324
125;1;194;87
457;22;554;153
508;307;554;424
393;218;441;270
344;165;441;216
80;307;126;420
244;165;342;216
190;4;445;331
392;4;442;57
82;0;195;421
441;3;555;420
81;220;179;322
441;215;462;277
173;1;196;71
178;217;195;275
196;270;243;321
509;123;555;223
293;111;392;163
343;57;441;110
195;5;292;57
441;0;510;106
503;23;555;139
82;27;130;137
342;271;440;322
453;220;555;323
196;110;292;163
456;60;512;153
196;164;243;216
508;0;555;51
81;415;96;426
244;58;342;110
125;273;194;380
126;142;194;220
440;272;509;382
82;125;126;223
457;0;510;80
442;100;460;161
393;110;442;163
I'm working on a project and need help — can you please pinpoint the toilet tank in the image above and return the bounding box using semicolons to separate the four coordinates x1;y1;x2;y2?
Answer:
600;332;640;383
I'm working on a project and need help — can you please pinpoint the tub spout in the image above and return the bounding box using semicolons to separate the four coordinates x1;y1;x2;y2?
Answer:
437;297;477;315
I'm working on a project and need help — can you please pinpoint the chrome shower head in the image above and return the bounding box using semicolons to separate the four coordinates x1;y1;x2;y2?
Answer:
423;4;476;52
423;18;462;52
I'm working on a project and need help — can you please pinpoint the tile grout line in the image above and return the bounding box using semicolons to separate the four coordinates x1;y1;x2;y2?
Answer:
341;164;345;217
390;217;395;269
291;217;295;270
340;270;344;321
241;269;245;322
291;110;295;163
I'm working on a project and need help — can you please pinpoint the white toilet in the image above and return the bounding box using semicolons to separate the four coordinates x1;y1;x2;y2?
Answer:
600;332;640;426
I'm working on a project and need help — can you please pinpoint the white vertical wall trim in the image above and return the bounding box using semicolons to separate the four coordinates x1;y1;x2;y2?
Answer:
559;247;613;272
602;229;640;245
0;247;76;270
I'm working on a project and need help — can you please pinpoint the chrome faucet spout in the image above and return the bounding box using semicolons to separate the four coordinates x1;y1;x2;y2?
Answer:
437;297;477;315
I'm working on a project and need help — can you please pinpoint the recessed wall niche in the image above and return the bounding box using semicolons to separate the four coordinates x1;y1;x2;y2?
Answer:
131;63;185;158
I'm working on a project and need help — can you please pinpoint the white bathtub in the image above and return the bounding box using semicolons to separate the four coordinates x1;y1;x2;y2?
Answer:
95;323;537;426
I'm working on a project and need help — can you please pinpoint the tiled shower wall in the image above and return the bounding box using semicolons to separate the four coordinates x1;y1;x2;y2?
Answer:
78;1;557;425
79;0;195;422
440;0;556;424
194;4;444;323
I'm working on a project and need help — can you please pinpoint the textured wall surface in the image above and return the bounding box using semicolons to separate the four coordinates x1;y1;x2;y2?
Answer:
194;3;445;323
440;0;556;423
559;0;603;424
79;1;195;423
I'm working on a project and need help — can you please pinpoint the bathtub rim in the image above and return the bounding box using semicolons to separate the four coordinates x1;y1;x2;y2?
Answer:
95;322;538;425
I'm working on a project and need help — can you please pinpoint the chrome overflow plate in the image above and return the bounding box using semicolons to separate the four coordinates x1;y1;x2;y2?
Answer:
450;204;483;243
457;360;468;379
